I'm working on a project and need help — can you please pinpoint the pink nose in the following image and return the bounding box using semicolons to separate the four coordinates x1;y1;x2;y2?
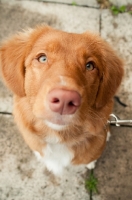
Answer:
48;89;81;115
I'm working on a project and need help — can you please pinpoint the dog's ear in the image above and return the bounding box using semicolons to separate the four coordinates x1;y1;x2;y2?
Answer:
0;26;51;97
0;31;33;97
95;41;124;108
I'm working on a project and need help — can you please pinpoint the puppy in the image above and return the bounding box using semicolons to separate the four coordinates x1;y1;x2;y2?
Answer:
0;25;124;175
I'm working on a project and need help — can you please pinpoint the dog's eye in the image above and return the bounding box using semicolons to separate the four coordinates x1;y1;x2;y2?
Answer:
86;62;95;71
38;55;47;63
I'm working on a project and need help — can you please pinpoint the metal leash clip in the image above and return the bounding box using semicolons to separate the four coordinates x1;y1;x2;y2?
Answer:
108;114;132;127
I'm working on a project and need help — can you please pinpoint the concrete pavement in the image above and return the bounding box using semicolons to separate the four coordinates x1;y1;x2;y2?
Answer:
0;0;132;199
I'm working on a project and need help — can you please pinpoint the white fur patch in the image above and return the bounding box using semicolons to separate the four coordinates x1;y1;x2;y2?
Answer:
45;133;60;144
34;151;42;161
59;76;67;86
106;131;111;142
44;120;67;131
86;160;97;170
34;143;73;175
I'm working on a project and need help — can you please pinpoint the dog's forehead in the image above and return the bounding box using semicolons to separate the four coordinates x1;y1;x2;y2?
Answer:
34;30;90;53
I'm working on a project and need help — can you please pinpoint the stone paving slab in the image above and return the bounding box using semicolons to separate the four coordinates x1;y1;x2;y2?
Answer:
95;126;132;200
2;0;100;33
109;0;132;6
101;10;132;119
0;81;13;113
17;0;99;8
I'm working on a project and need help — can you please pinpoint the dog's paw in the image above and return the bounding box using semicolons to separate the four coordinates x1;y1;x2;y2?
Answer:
86;160;97;170
106;131;111;142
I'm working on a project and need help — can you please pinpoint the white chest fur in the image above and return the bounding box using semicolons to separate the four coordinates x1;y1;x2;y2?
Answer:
34;135;73;175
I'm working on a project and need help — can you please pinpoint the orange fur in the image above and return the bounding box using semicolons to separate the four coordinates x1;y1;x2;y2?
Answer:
0;25;124;171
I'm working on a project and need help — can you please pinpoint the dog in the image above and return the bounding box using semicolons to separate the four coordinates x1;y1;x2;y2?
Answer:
0;25;124;175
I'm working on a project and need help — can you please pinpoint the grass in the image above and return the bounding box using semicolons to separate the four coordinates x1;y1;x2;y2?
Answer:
97;0;132;15
111;5;126;15
72;1;77;6
85;169;98;200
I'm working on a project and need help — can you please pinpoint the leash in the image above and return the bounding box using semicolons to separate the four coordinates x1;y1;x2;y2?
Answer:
108;96;132;127
108;113;132;127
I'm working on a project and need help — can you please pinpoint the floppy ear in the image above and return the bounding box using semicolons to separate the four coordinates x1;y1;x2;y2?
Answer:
0;26;51;97
95;42;124;108
0;32;32;96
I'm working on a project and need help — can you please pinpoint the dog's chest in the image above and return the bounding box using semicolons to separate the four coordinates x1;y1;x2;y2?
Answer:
35;134;74;175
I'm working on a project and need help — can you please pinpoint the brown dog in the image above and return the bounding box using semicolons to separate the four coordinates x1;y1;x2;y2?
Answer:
0;25;124;175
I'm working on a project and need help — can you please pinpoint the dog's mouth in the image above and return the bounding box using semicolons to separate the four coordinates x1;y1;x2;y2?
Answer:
43;114;74;130
44;120;68;131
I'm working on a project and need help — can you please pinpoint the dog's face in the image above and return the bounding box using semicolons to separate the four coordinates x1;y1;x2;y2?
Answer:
25;29;102;129
0;26;124;131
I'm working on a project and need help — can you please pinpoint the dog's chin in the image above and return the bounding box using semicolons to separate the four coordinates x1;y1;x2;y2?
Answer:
44;120;68;131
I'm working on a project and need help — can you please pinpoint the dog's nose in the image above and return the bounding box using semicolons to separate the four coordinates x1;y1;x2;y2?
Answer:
48;89;81;115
